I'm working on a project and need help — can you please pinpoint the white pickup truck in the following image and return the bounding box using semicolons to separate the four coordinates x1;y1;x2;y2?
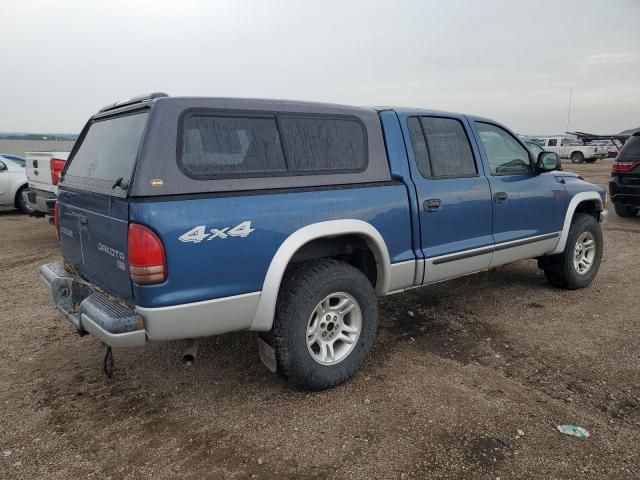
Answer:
537;137;607;164
25;151;70;216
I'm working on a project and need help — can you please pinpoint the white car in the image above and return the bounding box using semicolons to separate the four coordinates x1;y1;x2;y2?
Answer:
0;155;31;213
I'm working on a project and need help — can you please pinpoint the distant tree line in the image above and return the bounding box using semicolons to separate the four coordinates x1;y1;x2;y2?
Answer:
0;133;78;141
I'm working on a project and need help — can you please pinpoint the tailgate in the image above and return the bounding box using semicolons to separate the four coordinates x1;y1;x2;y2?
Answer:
26;152;54;192
58;189;133;303
57;110;149;305
26;151;69;192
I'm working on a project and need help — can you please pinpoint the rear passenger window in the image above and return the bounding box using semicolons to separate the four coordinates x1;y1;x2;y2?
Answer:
408;116;477;178
279;117;366;173
407;117;431;177
181;116;286;177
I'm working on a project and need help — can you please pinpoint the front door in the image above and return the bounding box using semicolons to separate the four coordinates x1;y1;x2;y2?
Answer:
404;115;494;284
473;122;568;268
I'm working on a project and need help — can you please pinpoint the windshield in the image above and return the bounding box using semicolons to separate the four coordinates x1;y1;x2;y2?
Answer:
527;142;544;156
64;111;148;193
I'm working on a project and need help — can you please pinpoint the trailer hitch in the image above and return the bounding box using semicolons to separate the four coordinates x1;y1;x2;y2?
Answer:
103;344;114;378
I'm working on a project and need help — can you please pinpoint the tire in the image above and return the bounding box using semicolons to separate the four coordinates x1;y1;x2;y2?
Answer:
540;213;603;289
570;152;585;164
273;258;378;390
15;187;32;214
614;204;639;217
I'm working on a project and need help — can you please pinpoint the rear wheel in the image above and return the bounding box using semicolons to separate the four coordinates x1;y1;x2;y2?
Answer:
15;187;33;214
539;213;602;289
614;204;639;217
570;152;585;164
273;258;378;390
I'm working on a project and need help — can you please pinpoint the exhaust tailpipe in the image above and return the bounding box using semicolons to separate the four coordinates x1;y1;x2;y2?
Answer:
182;339;199;365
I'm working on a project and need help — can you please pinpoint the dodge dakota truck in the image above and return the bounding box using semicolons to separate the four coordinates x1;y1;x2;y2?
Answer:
40;93;607;390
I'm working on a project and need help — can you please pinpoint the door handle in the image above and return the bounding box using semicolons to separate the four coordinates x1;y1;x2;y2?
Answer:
423;198;441;212
493;192;508;204
67;211;88;225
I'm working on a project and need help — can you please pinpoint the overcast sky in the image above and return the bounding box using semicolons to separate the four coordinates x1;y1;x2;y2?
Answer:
1;0;638;135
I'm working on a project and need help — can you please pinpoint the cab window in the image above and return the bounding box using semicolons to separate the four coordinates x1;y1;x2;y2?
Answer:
408;116;477;179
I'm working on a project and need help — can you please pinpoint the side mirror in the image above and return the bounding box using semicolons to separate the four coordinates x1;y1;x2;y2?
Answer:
536;151;561;172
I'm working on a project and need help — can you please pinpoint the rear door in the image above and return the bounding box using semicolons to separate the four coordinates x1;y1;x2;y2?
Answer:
0;159;10;203
404;115;494;284
57;109;149;304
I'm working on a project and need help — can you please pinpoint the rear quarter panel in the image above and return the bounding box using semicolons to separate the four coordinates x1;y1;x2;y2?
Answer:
129;184;414;308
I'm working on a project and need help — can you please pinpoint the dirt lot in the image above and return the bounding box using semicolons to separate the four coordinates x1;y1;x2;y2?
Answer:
1;160;639;479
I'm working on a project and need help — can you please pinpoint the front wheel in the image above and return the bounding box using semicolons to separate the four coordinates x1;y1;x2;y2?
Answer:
273;258;378;390
571;152;585;164
539;213;603;289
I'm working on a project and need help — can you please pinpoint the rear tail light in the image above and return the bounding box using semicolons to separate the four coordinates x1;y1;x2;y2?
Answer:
128;224;166;284
612;160;640;173
54;202;60;240
50;158;66;186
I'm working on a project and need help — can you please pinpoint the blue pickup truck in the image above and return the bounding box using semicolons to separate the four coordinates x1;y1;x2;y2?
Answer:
41;93;607;389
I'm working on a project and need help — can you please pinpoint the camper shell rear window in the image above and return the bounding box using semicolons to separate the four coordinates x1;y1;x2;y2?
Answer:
62;109;149;196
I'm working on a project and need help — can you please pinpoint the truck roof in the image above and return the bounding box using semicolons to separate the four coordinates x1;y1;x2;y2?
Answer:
96;93;378;119
95;93;482;123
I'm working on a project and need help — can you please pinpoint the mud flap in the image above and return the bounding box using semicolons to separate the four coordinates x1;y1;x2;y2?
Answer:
257;336;277;373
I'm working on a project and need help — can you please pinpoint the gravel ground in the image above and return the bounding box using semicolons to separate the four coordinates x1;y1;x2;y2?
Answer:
1;160;639;479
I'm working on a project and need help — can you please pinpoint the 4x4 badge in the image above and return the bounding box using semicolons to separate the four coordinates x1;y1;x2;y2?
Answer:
178;221;255;243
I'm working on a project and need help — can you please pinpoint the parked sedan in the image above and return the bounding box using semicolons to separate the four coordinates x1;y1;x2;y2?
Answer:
0;154;31;213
